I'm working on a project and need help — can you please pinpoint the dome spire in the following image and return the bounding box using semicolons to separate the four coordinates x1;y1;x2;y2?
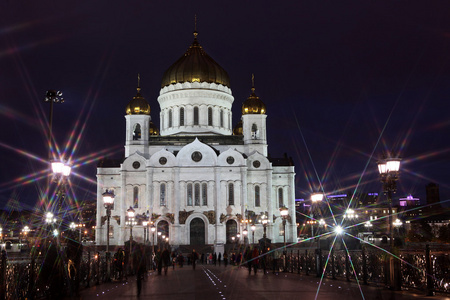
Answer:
251;73;255;93
137;73;141;94
193;14;198;40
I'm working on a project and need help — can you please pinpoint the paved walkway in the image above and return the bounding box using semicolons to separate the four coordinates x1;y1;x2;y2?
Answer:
79;264;449;300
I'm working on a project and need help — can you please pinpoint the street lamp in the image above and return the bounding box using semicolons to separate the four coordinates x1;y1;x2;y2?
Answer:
126;206;136;255
22;226;30;251
143;221;148;246
242;229;248;246
280;205;289;272
251;224;256;245
157;231;162;248
102;189;115;281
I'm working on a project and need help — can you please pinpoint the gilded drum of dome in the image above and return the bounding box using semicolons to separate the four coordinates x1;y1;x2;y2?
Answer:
161;37;230;88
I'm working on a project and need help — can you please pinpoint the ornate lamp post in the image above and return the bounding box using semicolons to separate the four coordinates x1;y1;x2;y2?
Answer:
21;226;30;251
280;205;289;272
157;231;162;248
102;190;115;281
126;207;136;256
377;154;401;290
251;224;256;245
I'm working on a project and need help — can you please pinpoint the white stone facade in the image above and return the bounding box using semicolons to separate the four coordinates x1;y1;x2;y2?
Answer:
96;50;296;252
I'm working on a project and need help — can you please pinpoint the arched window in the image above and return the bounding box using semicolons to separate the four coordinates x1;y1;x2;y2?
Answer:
179;107;185;126
228;183;234;206
220;109;224;127
133;123;141;140
208;107;213;126
194;107;199;125
278;188;284;208
133;186;139;208
168;109;173;127
160;183;166;206
202;183;208;206
187;183;193;206
255;185;260;207
251;123;258;139
194;183;200;206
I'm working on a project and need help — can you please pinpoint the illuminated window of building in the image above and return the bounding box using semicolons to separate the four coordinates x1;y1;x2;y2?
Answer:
194;183;200;206
202;183;207;206
180;107;184;126
194;107;199;125
208;107;213;126
187;183;193;206
160;183;166;206
133;186;139;208
255;185;260;207
228;183;234;206
278;188;283;208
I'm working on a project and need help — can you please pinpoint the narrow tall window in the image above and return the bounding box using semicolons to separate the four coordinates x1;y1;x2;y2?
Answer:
133;123;141;140
278;188;283;208
133;186;139;208
187;183;193;206
228;113;231;129
220;109;224;127
202;183;208;206
208;107;213;126
228;183;234;206
168;109;173;127
160;183;166;206
255;185;260;207
194;107;199;125
180;107;185;126
194;183;200;206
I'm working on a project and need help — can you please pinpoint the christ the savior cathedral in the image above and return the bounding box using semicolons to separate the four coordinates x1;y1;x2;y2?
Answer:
96;30;296;253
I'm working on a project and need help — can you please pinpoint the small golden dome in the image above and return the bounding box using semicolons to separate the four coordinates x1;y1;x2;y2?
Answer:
149;121;159;136
161;32;230;88
125;84;151;115
233;119;243;135
242;87;266;115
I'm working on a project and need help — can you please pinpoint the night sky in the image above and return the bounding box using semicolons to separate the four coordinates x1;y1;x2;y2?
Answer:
1;1;449;211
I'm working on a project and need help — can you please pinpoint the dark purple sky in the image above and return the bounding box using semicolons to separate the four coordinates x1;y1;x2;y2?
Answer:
1;0;449;211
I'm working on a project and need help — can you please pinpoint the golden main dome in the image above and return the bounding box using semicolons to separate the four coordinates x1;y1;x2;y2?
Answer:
161;32;231;88
125;86;151;115
242;86;266;115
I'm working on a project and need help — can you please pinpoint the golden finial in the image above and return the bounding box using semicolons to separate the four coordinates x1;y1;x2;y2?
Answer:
251;73;255;93
193;14;198;39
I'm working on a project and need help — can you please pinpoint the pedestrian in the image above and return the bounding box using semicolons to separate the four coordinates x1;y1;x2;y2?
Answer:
245;247;253;274
223;251;228;267
218;252;222;266
252;247;259;274
213;252;217;265
201;253;205;264
134;244;146;296
209;253;213;264
192;249;199;270
172;251;177;270
155;248;162;275
178;253;184;267
162;247;171;275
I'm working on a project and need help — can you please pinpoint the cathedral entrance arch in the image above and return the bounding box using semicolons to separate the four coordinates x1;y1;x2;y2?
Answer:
190;218;205;245
157;220;169;238
226;220;238;244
